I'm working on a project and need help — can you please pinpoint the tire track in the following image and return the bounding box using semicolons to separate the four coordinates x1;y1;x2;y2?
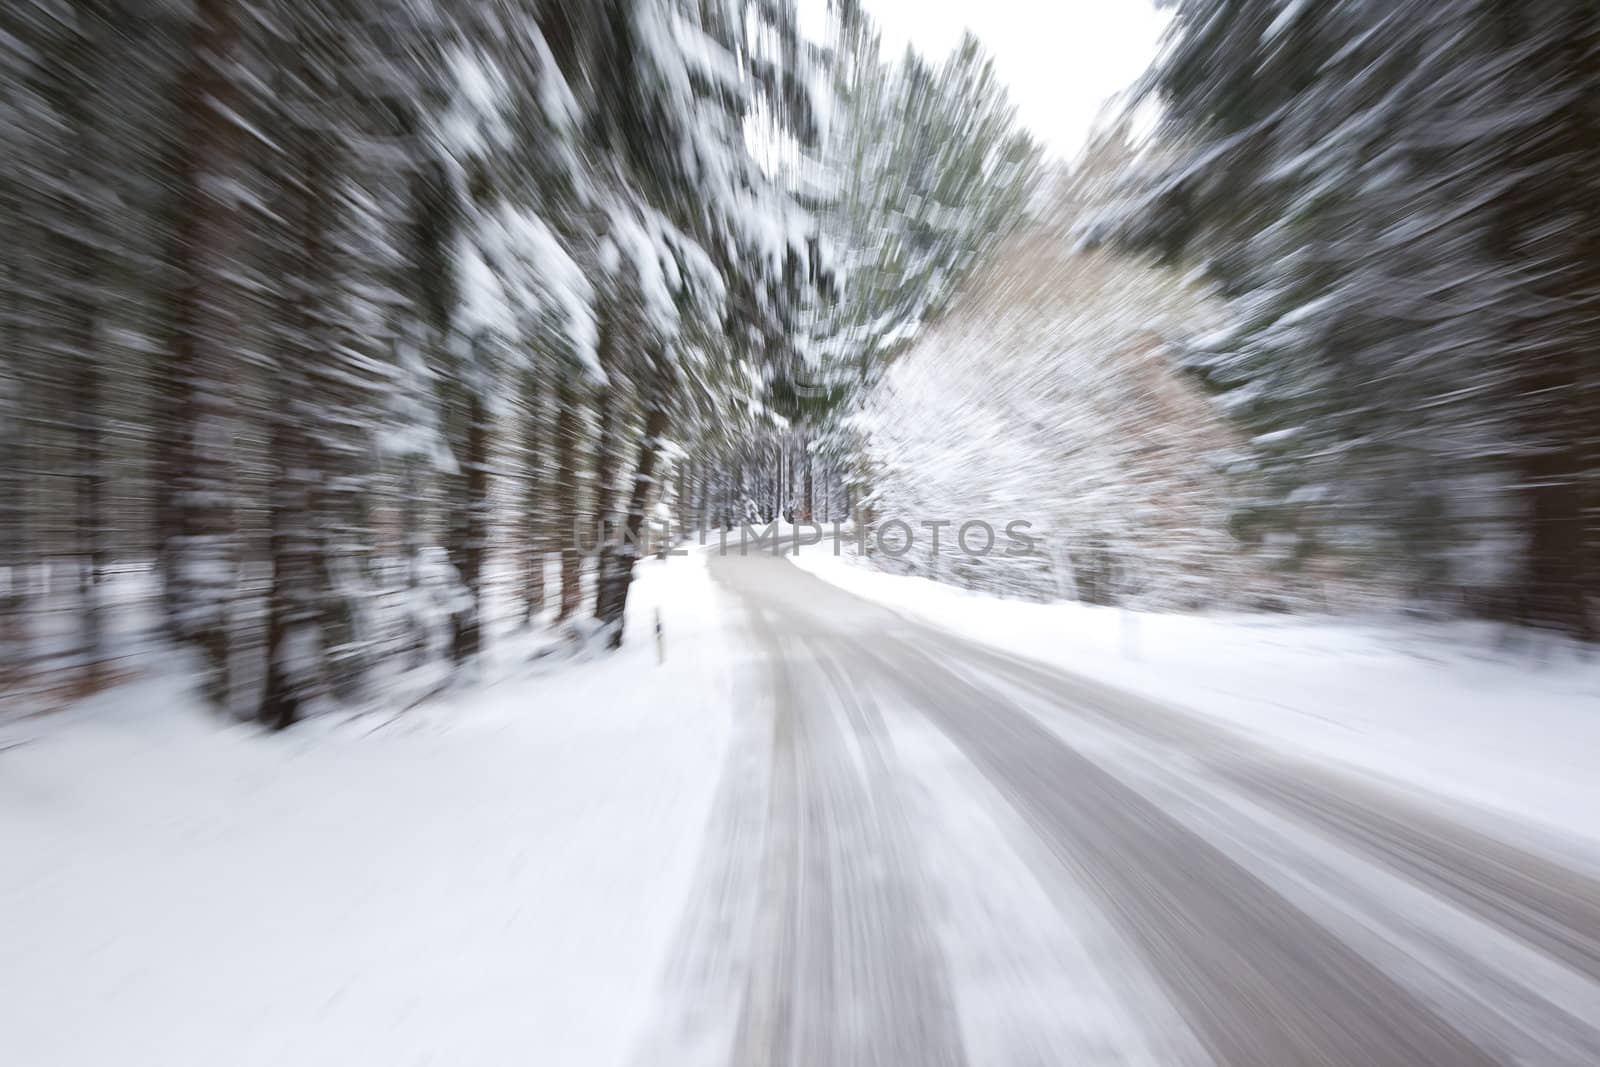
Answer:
918;623;1600;984
1224;762;1600;984
705;553;1600;1065
871;638;1499;1067
729;604;967;1067
628;602;775;1067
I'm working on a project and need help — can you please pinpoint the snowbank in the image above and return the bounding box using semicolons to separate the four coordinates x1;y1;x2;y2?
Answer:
0;554;737;1067
791;550;1600;851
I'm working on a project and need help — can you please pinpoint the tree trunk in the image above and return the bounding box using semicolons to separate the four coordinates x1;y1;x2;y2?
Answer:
1518;434;1590;636
40;8;111;688
70;317;104;685
60;129;105;685
0;243;27;684
259;71;334;729
556;375;583;620
590;313;625;612
260;363;320;730
774;441;783;520
595;355;673;646
699;462;711;532
165;0;241;706
522;365;545;625
1493;0;1596;638
402;451;427;667
448;381;490;661
675;461;690;541
803;446;814;522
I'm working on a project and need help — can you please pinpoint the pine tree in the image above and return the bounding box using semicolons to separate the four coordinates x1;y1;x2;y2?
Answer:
164;0;244;706
1113;0;1599;633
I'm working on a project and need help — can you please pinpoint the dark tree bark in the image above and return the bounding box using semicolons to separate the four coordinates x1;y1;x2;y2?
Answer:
1492;0;1596;638
60;118;106;684
594;354;673;645
590;312;624;613
70;316;105;685
260;63;336;729
402;449;427;668
697;461;710;532
260;368;320;731
1518;431;1589;636
164;0;241;705
37;5;112;687
722;462;733;528
445;373;491;662
555;374;583;620
0;209;27;683
439;393;477;665
522;366;546;624
773;441;782;521
675;460;691;539
803;445;814;522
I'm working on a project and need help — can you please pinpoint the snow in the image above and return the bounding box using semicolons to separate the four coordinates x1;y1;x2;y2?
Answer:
0;554;740;1067
667;8;745;102
493;204;600;376
843;165;1246;610
454;234;512;338
528;25;581;132
878;697;1210;1066
1263;0;1313;46
791;550;1600;850
606;206;682;338
441;47;511;155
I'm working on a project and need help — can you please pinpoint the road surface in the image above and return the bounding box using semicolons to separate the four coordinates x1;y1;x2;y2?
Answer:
640;552;1600;1067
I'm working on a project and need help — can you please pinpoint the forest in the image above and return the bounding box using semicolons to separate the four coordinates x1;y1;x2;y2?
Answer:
0;0;1033;726
9;4;1600;1066
2;0;1598;733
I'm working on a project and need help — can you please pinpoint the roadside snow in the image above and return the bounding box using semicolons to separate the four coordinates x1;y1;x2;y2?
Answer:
791;549;1600;851
0;554;737;1067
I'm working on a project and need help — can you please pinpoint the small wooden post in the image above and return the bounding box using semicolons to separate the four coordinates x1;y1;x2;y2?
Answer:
655;608;665;665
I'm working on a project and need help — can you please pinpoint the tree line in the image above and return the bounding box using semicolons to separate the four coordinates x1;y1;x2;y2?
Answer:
1106;0;1600;636
0;0;836;724
0;0;1039;723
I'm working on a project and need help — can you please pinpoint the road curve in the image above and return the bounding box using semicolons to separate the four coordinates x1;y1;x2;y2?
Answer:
640;552;1600;1067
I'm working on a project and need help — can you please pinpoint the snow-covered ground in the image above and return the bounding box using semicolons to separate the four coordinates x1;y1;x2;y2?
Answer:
1;554;739;1067
11;535;1600;1067
791;548;1600;852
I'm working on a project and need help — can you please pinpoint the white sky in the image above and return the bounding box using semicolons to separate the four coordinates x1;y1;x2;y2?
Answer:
800;0;1170;160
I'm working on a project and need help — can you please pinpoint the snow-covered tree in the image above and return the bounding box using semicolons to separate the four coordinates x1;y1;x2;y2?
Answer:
859;152;1250;608
1111;0;1600;633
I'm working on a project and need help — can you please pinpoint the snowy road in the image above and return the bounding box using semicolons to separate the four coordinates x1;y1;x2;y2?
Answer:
646;552;1600;1067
